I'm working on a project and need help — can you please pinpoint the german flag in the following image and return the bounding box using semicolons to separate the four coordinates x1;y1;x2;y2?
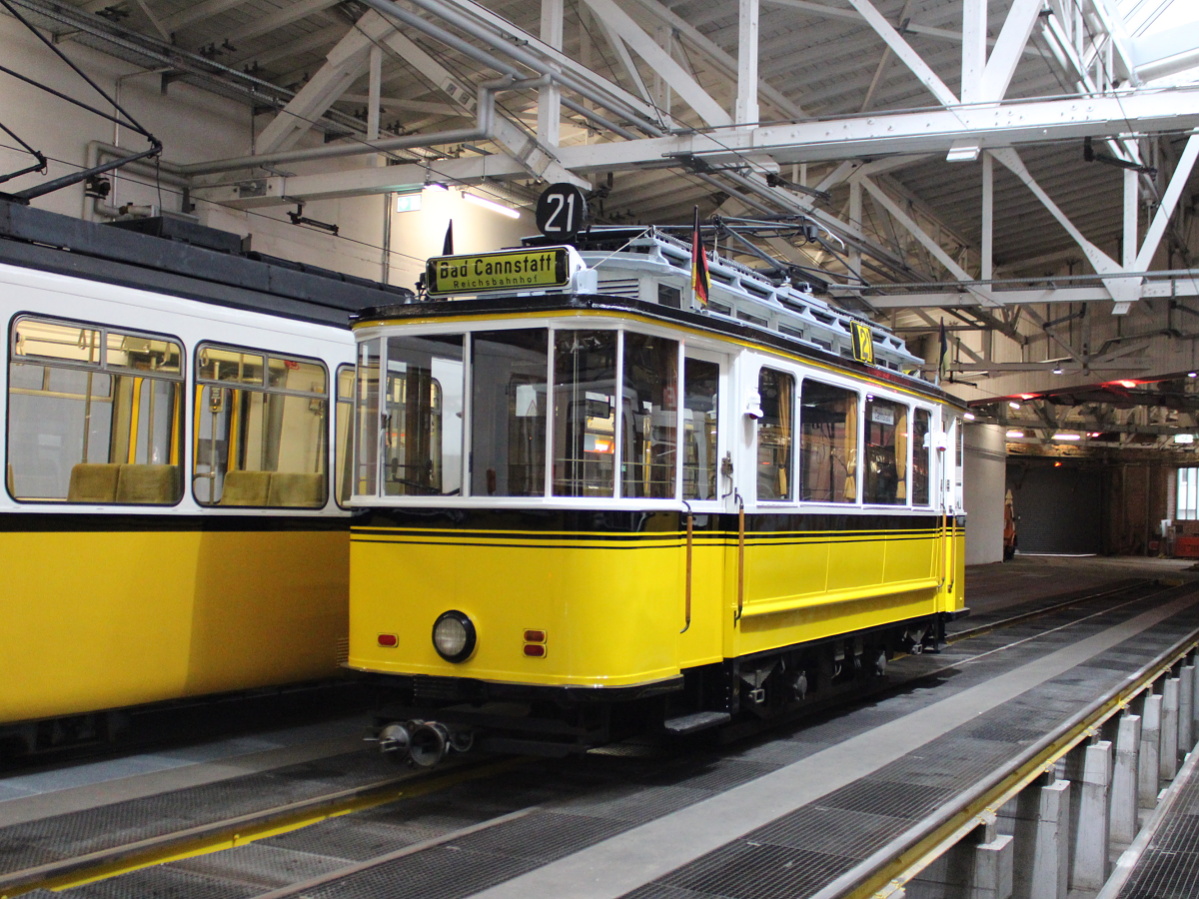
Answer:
690;207;710;307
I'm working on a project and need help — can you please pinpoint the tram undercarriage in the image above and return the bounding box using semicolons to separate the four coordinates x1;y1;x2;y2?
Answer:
368;611;956;766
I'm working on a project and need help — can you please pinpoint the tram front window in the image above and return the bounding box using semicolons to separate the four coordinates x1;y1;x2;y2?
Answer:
622;334;678;499
382;335;463;497
471;329;548;497
552;330;617;498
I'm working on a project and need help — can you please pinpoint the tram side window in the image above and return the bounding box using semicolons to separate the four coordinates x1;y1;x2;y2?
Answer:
553;330;618;498
912;408;931;505
799;380;858;503
471;329;548;497
194;345;328;508
335;365;355;507
382;335;463;497
623;334;678;499
683;357;720;501
757;368;795;501
863;396;907;505
7;317;183;504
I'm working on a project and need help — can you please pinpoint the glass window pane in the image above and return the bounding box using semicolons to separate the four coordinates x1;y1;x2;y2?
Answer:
913;408;931;505
336;364;354;506
268;356;327;395
107;333;182;375
800;380;859;503
683;358;720;501
13;318;101;364
8;317;182;504
552;330;618;498
382;334;464;497
198;347;264;385
338;366;355;401
864;396;906;505
623;334;678;499
471;329;549;497
757;368;794;501
1180;468;1199;520
355;341;381;498
194;343;329;508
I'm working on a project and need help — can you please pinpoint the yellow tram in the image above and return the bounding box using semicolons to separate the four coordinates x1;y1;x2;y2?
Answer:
347;226;966;763
0;200;407;758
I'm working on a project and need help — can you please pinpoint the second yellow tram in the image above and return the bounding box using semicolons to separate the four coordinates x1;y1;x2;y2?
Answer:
347;228;966;762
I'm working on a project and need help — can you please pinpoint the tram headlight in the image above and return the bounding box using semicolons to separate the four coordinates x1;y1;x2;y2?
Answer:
432;611;476;663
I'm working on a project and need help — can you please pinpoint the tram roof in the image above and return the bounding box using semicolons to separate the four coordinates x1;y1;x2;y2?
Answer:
0;199;412;328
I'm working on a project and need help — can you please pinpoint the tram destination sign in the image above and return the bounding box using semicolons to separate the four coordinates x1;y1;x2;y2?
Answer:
426;247;571;296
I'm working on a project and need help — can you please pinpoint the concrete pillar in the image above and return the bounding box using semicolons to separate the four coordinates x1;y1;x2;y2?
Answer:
1067;740;1113;892
1139;692;1163;807
1181;665;1195;753
1110;713;1141;845
1162;677;1180;780
998;777;1070;899
907;822;1014;899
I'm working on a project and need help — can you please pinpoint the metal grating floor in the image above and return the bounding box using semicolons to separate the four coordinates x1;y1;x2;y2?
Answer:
1117;770;1199;898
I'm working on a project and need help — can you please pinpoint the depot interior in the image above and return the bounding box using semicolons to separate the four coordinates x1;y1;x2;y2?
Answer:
2;0;1199;565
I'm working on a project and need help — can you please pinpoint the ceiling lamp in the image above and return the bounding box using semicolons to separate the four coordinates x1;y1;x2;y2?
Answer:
462;192;520;219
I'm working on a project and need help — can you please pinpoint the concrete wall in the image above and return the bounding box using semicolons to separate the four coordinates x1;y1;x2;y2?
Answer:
964;423;1007;565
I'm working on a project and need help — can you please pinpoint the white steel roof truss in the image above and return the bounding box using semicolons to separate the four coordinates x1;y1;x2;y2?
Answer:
576;0;732;127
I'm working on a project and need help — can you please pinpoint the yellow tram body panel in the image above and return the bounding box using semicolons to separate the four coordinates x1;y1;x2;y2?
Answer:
1;527;348;724
350;528;691;688
348;521;964;690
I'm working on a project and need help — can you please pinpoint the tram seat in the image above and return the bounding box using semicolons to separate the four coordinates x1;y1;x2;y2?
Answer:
67;463;121;502
268;472;324;508
219;470;272;506
115;464;180;504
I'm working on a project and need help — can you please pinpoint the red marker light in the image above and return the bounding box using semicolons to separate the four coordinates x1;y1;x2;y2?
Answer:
523;644;546;658
377;633;398;647
524;629;547;643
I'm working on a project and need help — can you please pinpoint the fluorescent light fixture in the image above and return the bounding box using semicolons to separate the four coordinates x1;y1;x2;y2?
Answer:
1008;401;1021;410
1176;434;1196;444
462;192;520;219
1005;430;1024;439
1052;366;1063;375
1052;433;1082;441
963;412;976;421
1190;372;1198;379
424;181;449;192
394;192;422;213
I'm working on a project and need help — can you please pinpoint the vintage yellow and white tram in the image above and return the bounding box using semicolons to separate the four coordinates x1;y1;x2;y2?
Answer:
0;200;407;758
347;225;966;763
